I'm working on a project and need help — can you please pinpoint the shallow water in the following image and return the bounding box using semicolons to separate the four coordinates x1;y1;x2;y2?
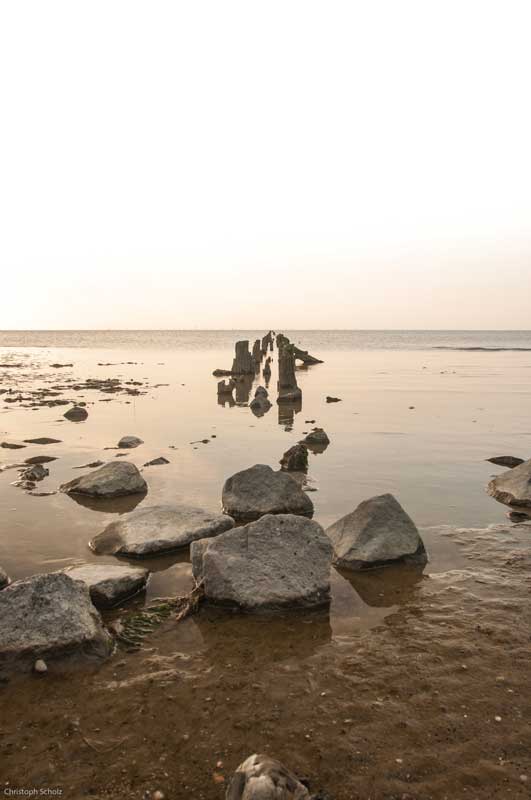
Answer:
2;331;531;798
1;330;530;616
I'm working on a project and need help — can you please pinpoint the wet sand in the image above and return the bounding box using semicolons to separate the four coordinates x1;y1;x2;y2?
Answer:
2;524;531;799
1;333;531;798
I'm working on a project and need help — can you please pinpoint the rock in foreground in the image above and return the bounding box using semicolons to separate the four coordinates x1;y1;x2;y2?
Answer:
60;461;147;498
192;513;332;610
327;493;427;570
90;504;235;556
65;564;149;608
222;464;314;521
226;753;310;799
0;573;113;673
487;458;531;507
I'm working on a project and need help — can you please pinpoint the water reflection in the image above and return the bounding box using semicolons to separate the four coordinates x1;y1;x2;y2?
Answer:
235;375;253;405
65;491;147;514
192;606;332;665
278;399;302;430
338;564;426;607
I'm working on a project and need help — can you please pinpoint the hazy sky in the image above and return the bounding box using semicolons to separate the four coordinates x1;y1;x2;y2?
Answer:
1;1;530;329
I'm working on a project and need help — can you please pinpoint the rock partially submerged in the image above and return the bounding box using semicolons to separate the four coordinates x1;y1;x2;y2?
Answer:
487;458;531;508
192;514;332;611
487;455;525;469
60;461;147;499
1;441;26;450
0;573;113;673
90;504;235;556
23;437;62;445
249;386;272;416
280;443;309;472
64;564;149;608
118;435;143;449
327;493;427;570
24;455;58;465
222;464;314;521
226;753;310;799
0;567;10;589
302;428;330;452
64;406;88;422
21;463;49;482
143;456;170;466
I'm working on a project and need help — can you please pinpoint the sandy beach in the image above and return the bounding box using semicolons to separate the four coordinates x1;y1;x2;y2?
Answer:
1;330;531;799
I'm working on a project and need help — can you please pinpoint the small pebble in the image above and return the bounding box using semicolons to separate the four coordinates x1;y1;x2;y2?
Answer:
494;716;502;722
34;659;47;674
152;792;165;800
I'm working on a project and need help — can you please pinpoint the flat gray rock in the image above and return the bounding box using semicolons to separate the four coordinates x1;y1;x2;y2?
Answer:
326;493;427;570
60;461;147;498
65;564;149;608
0;573;113;673
0;567;10;589
487;458;531;507
192;513;332;610
226;753;310;800
90;504;235;557
118;435;143;449
222;464;314;521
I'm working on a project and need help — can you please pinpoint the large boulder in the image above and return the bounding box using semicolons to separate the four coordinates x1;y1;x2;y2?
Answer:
326;493;427;570
192;513;332;610
487;458;531;507
64;564;149;608
60;461;147;499
0;573;113;673
0;566;10;589
226;753;310;800
90;504;235;557
222;464;314;521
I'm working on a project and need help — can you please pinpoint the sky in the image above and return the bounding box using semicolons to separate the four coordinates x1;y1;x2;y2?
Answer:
1;1;530;330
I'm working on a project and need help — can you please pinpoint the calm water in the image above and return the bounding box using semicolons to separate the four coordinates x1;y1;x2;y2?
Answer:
1;329;530;625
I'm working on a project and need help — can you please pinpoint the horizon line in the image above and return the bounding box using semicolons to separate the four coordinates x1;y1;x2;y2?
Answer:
1;328;531;334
